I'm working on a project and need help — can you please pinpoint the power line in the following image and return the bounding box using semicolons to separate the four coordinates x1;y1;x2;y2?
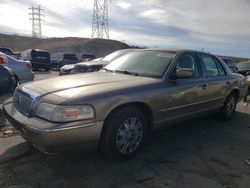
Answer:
91;0;109;39
29;5;44;38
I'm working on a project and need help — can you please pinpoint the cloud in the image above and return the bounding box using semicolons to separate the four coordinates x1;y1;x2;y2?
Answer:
0;0;249;57
116;1;131;10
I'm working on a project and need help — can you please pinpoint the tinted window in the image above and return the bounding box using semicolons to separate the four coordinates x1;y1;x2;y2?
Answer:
201;54;219;77
64;54;77;60
176;53;201;78
31;50;50;60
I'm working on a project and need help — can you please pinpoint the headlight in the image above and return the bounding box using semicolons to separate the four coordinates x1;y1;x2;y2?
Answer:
36;103;95;122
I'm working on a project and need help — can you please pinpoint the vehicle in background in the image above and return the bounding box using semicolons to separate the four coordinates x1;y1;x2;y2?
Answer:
3;49;246;160
60;62;104;75
237;60;250;77
20;49;50;71
221;58;238;73
50;53;77;70
0;53;34;84
77;53;96;63
59;49;134;75
0;65;16;95
0;47;18;59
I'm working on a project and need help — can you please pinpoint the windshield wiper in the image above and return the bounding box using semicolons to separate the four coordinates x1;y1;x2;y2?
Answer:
115;70;138;76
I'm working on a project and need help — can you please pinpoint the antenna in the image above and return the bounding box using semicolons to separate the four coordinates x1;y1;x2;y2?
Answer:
29;5;44;38
91;0;109;39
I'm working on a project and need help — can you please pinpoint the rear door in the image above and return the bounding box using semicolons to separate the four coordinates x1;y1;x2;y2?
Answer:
198;53;229;108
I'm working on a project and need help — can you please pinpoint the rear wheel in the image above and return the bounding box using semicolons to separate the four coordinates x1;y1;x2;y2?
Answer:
219;92;237;120
100;106;148;161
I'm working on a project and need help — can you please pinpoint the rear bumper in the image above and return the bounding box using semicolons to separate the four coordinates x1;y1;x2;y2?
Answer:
18;72;35;84
3;101;103;152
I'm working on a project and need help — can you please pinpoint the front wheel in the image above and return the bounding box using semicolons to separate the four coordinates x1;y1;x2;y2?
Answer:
100;106;148;161
219;93;237;120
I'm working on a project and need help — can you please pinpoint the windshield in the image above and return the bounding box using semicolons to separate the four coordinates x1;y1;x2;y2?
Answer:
104;50;175;78
237;62;250;70
102;50;130;62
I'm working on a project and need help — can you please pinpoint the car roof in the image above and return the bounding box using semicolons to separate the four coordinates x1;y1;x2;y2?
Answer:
131;48;206;54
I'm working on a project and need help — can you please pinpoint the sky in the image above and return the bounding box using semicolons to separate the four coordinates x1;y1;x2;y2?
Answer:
0;0;250;58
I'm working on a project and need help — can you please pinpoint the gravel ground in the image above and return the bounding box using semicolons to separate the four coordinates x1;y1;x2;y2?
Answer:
0;71;250;188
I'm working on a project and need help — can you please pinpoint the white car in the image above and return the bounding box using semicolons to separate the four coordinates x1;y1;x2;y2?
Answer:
0;53;34;84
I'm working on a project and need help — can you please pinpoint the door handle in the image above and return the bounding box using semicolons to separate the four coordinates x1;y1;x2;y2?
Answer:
201;84;208;89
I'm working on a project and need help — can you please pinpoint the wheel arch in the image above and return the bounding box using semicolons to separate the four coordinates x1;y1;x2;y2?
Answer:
102;102;154;133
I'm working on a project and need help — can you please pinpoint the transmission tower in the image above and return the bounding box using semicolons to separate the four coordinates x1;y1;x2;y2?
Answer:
29;5;44;38
91;0;109;39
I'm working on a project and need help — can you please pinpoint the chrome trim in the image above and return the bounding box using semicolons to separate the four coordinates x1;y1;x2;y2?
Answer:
24;123;96;133
21;87;40;99
158;96;224;112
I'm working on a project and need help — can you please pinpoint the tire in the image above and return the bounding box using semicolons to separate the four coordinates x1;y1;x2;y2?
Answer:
100;106;148;161
219;92;237;120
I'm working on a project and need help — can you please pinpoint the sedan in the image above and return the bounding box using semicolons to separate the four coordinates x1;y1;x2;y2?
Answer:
0;53;34;84
3;49;246;160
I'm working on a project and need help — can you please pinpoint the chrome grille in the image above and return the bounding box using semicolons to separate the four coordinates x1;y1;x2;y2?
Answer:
13;89;33;115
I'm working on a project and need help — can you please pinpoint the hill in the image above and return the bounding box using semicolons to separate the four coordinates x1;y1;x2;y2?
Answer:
0;34;248;62
0;34;130;57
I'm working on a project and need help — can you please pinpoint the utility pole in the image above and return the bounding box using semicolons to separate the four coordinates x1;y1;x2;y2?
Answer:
29;5;44;38
91;0;109;39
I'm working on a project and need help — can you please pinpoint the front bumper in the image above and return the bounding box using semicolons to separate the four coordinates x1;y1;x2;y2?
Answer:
3;101;103;152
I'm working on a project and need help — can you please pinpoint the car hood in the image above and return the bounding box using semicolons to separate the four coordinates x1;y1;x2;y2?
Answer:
21;72;160;98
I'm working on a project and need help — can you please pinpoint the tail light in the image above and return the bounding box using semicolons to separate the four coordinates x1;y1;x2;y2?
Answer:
0;54;8;64
26;63;32;70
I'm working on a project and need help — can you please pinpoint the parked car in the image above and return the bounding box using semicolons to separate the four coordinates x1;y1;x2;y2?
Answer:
3;49;246;160
59;49;134;75
237;60;250;77
50;53;77;70
0;47;17;59
0;65;16;95
221;58;238;73
20;49;50;71
77;53;96;63
0;53;34;84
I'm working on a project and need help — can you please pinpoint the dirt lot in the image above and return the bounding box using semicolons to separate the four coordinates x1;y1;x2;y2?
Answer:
0;71;250;188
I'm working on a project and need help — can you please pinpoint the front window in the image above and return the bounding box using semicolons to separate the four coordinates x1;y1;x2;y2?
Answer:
104;50;175;78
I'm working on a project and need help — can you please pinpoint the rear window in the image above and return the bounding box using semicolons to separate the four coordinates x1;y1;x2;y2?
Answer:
64;54;77;60
223;59;234;66
31;50;50;59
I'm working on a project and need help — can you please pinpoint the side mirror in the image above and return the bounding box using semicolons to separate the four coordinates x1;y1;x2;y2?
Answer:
176;68;193;79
